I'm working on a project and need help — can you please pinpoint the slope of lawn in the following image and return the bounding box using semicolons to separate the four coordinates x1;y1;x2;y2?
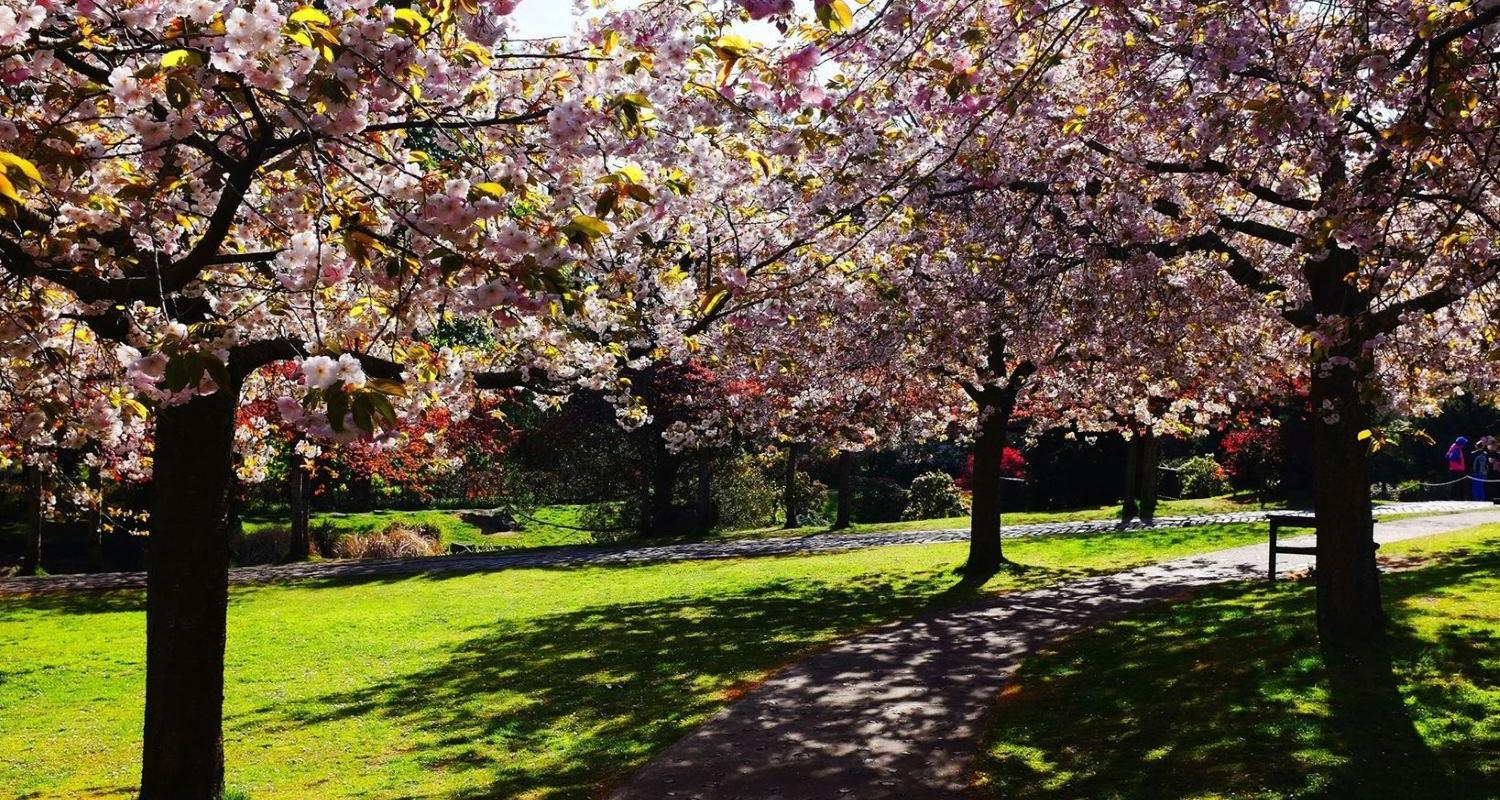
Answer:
1;522;1272;800
725;492;1282;541
240;504;598;550
975;524;1500;800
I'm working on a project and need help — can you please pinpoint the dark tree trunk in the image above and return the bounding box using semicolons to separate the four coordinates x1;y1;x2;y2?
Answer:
285;450;312;560
21;464;42;576
694;453;714;533
1138;430;1159;523
832;450;855;530
782;442;801;529
638;433;680;537
1299;245;1383;648
139;386;240;800
964;333;1034;581
1310;354;1382;645
966;399;1012;579
1120;430;1160;524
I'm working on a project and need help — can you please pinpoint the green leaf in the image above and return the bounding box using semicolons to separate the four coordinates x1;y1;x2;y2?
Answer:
367;377;408;398
200;353;231;391
352;393;374;434
163;355;191;392
366;392;398;428
326;388;349;432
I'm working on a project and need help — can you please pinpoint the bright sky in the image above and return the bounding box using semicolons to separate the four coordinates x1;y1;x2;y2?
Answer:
510;1;577;39
506;0;811;42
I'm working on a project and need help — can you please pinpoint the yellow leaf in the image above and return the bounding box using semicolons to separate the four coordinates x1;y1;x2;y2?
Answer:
0;172;18;202
0;152;41;184
712;35;755;58
565;214;612;238
160;49;196;68
289;6;332;25
746;150;773;177
460;42;492;65
392;8;430;35
1357;429;1372;441
473;181;507;198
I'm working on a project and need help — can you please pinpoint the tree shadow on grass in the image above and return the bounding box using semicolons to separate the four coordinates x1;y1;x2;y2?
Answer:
976;545;1500;800
226;565;1011;799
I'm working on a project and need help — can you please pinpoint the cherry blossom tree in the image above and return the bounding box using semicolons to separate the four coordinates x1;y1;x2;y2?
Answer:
715;284;966;529
0;0;904;791
1065;0;1500;643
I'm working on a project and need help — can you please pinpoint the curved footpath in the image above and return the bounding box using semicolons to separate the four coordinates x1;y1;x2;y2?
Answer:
0;500;1487;596
609;508;1500;800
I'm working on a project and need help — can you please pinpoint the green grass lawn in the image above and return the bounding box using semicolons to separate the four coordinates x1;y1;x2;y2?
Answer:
223;493;1278;559
723;492;1281;541
975;524;1500;800
241;504;599;551
1;522;1275;799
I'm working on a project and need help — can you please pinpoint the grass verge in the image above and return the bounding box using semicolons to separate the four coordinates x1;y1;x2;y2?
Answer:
1;522;1270;799
974;524;1500;800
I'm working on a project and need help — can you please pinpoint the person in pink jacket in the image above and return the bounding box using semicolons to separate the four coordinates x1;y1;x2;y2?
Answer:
1447;437;1469;500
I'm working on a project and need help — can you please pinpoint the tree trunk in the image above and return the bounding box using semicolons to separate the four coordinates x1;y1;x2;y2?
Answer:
832;450;855;530
694;452;715;534
139;386;240;800
1120;435;1140;525
20;464;42;576
966;399;1012;579
1310;355;1382;646
286;450;312;561
782;442;801;529
1138;430;1159;524
639;434;679;537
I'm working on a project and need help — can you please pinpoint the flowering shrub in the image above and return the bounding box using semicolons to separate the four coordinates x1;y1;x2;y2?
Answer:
902;471;969;520
1176;456;1230;499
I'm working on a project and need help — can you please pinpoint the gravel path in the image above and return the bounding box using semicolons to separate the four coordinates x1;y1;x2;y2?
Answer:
0;501;1487;597
608;508;1500;800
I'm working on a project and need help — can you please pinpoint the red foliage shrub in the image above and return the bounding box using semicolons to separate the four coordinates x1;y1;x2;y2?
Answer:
956;447;1027;489
1219;428;1283;489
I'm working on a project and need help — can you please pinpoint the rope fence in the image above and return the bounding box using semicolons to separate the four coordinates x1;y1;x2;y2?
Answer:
1415;475;1500;487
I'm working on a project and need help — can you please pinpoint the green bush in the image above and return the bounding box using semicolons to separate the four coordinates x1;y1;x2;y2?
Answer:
791;472;830;527
1176;455;1230;499
230;526;289;566
902;471;969;520
854;477;909;523
711;454;780;530
1392;479;1430;502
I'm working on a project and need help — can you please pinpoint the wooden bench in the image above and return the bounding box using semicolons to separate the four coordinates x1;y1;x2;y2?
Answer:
1265;513;1379;582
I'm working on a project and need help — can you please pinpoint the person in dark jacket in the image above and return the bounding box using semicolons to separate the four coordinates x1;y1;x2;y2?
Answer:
1474;447;1491;501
